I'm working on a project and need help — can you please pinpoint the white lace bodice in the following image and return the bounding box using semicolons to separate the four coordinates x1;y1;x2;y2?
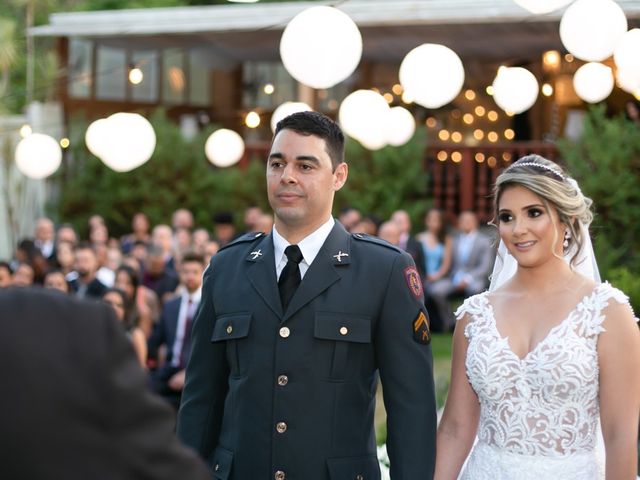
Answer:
456;282;632;459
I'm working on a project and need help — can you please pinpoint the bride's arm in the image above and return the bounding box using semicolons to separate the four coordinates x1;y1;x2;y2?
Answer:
434;314;480;480
598;300;640;480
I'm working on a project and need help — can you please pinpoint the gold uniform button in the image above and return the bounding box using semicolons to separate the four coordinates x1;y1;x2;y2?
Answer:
279;327;290;338
339;326;348;335
226;325;233;334
275;471;285;480
276;422;287;433
277;375;289;386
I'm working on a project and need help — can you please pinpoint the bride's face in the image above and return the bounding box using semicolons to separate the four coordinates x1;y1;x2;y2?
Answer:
497;185;565;268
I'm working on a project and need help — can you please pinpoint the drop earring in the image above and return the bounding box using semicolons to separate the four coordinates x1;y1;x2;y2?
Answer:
563;229;571;249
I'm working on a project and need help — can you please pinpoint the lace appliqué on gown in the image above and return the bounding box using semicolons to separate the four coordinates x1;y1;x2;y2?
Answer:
455;283;634;480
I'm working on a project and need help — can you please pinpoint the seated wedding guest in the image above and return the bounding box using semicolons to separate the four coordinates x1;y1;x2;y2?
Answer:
142;245;179;304
130;239;149;267
115;265;160;339
173;227;193;265
121;212;151;254
55;223;78;247
33;217;56;263
89;222;109;247
418;209;454;330
54;241;77;281
103;288;147;368
0;262;12;288
95;243;115;288
148;252;205;410
429;211;494;330
212;211;237;247
242;205;263;233
203;240;220;266
338;206;362;232
43;269;70;293
417;208;453;285
378;220;402;246
254;213;274;234
192;228;210;256
69;242;107;300
151;224;176;272
13;239;48;285
352;213;380;235
171;208;194;232
12;263;35;288
0;287;209;480
392;209;427;280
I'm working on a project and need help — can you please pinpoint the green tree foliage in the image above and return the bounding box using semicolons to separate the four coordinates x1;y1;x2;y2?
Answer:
56;110;269;238
338;130;430;231
557;105;640;309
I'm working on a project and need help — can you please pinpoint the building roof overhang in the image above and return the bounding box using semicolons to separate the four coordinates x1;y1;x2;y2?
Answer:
29;0;640;79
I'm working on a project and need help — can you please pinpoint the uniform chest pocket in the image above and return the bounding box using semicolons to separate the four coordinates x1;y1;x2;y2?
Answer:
314;312;372;381
212;313;252;377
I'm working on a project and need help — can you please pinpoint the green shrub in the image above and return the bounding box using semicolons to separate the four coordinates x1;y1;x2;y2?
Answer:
606;267;640;314
558;105;640;279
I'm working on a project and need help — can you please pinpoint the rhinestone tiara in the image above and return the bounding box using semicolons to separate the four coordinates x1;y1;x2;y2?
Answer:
506;161;565;181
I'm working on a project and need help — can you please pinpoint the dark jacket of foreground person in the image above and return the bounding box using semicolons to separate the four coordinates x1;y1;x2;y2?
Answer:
0;287;210;480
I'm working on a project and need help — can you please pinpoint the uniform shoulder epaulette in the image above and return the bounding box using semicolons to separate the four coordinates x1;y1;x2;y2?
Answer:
218;231;266;253
351;232;402;253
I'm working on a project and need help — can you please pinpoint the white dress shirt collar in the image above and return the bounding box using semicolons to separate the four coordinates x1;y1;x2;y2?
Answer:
273;217;335;279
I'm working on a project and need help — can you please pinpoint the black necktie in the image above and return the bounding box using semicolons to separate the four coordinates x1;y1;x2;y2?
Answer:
278;245;303;310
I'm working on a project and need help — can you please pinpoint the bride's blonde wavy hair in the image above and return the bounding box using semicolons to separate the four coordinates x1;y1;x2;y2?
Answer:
493;154;593;267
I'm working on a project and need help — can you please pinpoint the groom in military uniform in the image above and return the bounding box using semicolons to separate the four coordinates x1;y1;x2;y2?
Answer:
178;111;436;479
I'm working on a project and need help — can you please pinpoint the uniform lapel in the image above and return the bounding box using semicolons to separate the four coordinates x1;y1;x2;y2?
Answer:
245;233;283;317
282;222;351;322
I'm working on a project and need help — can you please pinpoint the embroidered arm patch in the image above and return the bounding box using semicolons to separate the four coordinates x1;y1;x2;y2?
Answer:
404;266;423;299
413;310;431;345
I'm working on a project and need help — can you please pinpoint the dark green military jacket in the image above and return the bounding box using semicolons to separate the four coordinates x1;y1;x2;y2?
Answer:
178;222;436;479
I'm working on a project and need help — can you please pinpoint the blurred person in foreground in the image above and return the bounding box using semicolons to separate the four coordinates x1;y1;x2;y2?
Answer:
0;287;209;480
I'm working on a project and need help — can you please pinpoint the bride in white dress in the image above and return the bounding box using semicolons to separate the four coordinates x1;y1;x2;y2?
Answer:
435;155;640;479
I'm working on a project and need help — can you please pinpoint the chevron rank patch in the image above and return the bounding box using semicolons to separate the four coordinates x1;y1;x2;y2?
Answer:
404;266;423;299
413;310;431;345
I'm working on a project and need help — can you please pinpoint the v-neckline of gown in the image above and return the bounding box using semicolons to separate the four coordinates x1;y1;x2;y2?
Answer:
483;284;601;363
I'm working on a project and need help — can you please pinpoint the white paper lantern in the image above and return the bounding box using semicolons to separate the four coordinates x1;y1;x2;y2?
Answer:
338;89;390;149
205;129;245;167
616;67;640;95
85;118;110;159
15;133;62;179
492;67;539;114
98;113;156;172
399;44;465;109
513;0;574;14
573;62;614;103
270;102;312;133
359;136;388;151
560;0;627;62
280;6;362;89
614;28;640;80
386;107;416;146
